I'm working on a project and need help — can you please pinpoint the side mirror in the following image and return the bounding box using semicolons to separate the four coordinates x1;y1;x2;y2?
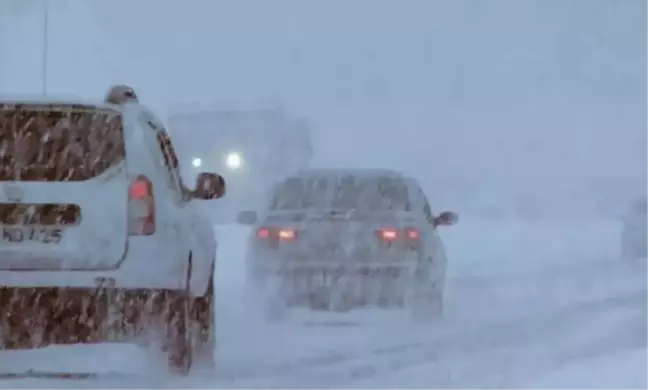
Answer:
193;172;226;200
434;211;458;227
237;210;258;225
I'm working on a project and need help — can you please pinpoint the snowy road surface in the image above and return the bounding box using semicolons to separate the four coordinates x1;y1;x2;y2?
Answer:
0;217;645;388
525;347;647;389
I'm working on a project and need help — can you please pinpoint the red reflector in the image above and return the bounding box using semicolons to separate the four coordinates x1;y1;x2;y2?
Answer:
379;228;399;241
406;228;420;240
257;228;270;239
130;180;149;198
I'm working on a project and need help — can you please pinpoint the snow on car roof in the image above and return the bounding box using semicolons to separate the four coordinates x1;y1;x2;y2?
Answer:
0;85;140;112
291;168;406;180
0;95;121;112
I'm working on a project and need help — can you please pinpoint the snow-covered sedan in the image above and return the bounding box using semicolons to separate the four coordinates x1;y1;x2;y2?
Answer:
621;197;647;261
237;169;458;320
0;85;224;375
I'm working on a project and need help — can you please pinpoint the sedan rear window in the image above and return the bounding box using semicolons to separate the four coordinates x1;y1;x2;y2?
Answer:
270;174;411;211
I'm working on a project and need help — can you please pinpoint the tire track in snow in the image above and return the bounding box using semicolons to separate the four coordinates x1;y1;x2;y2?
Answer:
213;258;644;385
220;288;646;388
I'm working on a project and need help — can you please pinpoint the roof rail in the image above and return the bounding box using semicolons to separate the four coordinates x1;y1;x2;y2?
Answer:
104;84;139;105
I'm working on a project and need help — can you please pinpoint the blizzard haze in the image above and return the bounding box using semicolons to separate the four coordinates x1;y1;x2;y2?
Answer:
0;0;646;388
2;0;648;219
1;0;645;218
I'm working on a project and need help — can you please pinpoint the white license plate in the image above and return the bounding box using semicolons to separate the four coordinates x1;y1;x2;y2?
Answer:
1;226;63;244
360;267;402;278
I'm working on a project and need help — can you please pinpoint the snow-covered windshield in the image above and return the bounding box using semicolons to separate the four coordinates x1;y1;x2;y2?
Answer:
0;104;125;181
270;175;411;211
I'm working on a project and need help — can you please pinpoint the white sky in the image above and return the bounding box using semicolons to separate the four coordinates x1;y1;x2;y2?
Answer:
0;0;645;198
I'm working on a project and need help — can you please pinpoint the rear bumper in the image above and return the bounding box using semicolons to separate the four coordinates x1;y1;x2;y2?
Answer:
0;236;187;291
0;286;181;350
247;258;421;310
247;249;421;277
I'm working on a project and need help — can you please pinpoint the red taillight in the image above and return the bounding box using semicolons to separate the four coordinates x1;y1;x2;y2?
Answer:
377;228;399;241
405;227;420;240
278;228;297;240
129;175;155;236
256;227;297;241
129;180;149;199
376;227;420;246
256;228;270;239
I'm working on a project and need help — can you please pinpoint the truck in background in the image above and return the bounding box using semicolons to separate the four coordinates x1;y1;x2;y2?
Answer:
167;102;314;223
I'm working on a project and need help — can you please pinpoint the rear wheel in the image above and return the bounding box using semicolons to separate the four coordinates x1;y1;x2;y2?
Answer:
410;259;445;321
165;253;196;376
411;285;443;321
192;265;216;370
165;290;193;375
621;243;633;261
621;234;646;262
246;266;288;322
261;274;289;322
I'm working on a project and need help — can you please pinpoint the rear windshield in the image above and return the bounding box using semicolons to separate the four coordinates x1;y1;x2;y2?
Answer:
0;104;125;181
270;175;411;211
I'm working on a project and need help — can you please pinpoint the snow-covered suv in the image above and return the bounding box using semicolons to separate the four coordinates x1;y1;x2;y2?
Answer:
0;85;224;375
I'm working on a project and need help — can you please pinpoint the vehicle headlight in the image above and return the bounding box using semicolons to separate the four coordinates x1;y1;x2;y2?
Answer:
225;151;243;170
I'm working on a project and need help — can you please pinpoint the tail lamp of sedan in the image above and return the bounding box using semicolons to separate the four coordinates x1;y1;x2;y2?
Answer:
256;227;298;242
375;227;421;250
255;226;420;249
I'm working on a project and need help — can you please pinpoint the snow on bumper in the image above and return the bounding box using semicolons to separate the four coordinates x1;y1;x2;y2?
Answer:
249;250;421;277
0;237;187;291
0;287;183;350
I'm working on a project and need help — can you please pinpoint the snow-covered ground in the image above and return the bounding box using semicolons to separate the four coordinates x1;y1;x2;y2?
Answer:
526;347;647;389
0;216;645;389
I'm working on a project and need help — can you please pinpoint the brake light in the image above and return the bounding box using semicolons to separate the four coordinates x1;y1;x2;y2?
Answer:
377;228;399;241
128;175;155;236
130;181;149;199
256;228;270;239
278;228;296;240
377;227;420;246
405;227;420;240
256;227;297;241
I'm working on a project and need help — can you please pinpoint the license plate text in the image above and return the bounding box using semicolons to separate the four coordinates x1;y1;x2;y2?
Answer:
1;227;63;244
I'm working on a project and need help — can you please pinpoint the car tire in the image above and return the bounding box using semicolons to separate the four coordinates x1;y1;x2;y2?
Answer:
165;288;194;376
411;285;443;321
264;296;288;322
621;239;640;262
410;261;445;322
621;242;633;261
262;276;289;323
192;264;216;370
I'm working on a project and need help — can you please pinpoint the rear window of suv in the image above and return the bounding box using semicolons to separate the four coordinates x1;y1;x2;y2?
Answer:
270;174;411;211
0;103;125;181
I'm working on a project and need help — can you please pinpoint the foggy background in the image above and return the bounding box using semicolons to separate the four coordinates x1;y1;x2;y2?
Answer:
1;0;645;219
